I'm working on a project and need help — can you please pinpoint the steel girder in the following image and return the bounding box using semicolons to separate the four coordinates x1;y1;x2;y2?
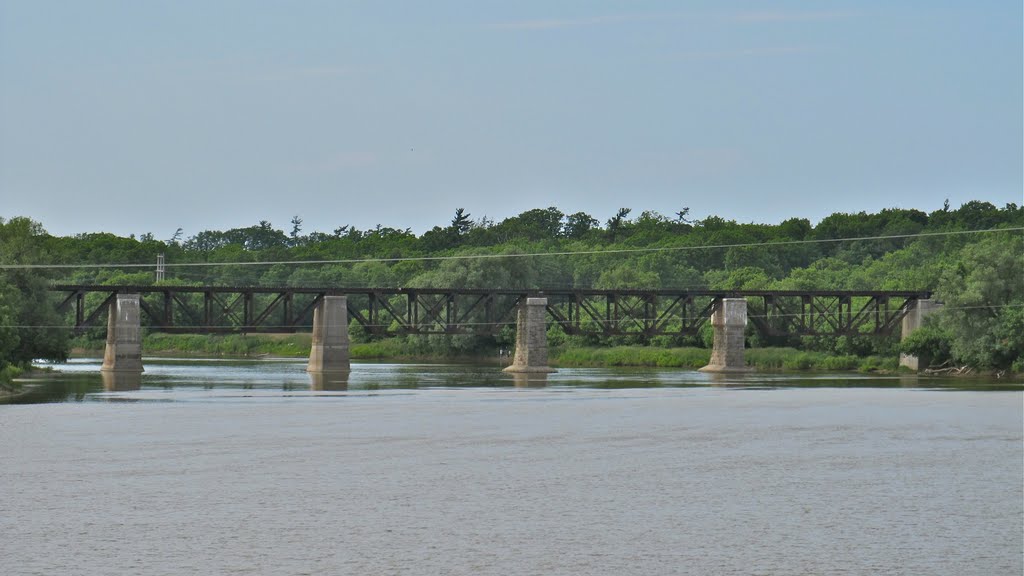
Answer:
51;285;931;337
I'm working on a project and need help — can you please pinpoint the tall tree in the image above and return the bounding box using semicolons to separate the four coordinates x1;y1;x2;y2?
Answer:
932;234;1024;369
289;215;304;246
451;208;473;236
606;208;631;242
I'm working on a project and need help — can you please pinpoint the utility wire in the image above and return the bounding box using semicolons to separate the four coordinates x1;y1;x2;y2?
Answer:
1;227;1020;270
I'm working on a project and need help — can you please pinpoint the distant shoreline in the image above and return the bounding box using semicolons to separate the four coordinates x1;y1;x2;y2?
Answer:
66;334;1017;376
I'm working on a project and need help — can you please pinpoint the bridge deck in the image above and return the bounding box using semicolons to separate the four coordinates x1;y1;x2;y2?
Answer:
52;284;930;298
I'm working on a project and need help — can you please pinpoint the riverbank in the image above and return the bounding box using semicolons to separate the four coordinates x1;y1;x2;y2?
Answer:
71;333;481;363
0;365;34;401
551;346;900;372
69;333;915;373
559;348;1021;378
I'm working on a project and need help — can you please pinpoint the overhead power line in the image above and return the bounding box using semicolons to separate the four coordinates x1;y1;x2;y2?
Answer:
0;227;1020;270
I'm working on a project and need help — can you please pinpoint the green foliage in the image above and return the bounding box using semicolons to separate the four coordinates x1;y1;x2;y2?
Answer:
450;208;473;236
782;352;816;370
1012;356;1024;374
745;348;894;372
546;325;567;347
0;363;23;390
2;201;1021;372
705;266;772;290
0;218;68;369
553;346;710;368
743;347;795;369
554;346;889;372
564;212;599;239
350;339;408;359
595;264;661;289
820;355;860;371
0;298;19;367
699;324;714;348
138;333;313;357
931;234;1024;369
899;326;953;366
856;356;899;373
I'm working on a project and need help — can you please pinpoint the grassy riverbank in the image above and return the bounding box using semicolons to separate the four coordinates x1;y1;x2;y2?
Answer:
550;346;899;372
0;365;28;400
71;333;418;361
70;333;903;372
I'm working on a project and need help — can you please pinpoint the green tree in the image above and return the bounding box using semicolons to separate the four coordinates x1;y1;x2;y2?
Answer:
451;208;473;236
606;208;631;242
932;234;1024;369
594;263;660;289
0;217;68;369
490;207;564;242
563;212;598;239
289;215;304;246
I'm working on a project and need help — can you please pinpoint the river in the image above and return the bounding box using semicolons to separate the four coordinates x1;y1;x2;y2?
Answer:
3;358;1022;575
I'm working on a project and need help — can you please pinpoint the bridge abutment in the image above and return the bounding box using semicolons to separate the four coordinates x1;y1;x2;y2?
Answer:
504;297;556;374
101;293;143;373
899;298;942;371
699;298;751;373
307;295;350;374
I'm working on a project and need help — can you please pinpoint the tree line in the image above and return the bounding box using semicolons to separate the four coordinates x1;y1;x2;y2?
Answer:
0;200;1021;375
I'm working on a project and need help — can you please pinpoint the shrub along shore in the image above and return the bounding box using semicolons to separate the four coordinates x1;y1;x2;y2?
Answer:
70;333;903;373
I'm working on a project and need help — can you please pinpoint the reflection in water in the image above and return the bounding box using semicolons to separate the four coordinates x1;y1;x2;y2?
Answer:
512;372;548;388
101;371;142;392
899;374;924;388
309;372;350;391
703;372;735;387
12;357;1022;405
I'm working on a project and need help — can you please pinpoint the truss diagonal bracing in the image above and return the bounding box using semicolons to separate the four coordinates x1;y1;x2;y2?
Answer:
51;285;931;338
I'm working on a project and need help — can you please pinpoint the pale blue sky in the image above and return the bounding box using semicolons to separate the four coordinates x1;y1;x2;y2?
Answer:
1;1;1021;238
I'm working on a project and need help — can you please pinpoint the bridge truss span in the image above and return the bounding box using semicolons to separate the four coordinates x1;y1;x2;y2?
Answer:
51;285;932;339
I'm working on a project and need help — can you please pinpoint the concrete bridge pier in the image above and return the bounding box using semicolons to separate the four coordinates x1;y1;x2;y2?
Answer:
101;293;143;373
503;297;556;374
307;295;350;374
899;299;942;370
699;298;751;373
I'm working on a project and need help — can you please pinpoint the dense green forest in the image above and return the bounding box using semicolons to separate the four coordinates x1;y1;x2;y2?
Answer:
1;200;1021;379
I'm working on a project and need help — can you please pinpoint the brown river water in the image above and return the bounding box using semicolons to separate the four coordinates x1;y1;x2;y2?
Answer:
2;359;1022;575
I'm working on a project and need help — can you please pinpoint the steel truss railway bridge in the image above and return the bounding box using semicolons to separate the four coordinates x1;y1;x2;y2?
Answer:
52;284;932;339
